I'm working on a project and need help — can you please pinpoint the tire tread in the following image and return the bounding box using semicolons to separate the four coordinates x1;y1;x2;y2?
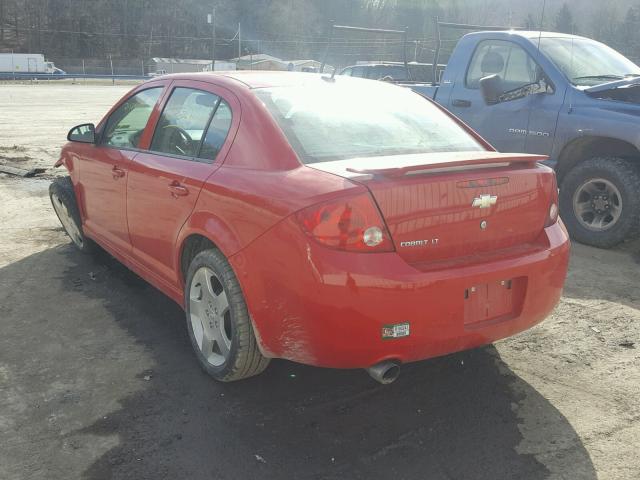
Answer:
49;176;96;253
185;249;269;382
559;157;640;248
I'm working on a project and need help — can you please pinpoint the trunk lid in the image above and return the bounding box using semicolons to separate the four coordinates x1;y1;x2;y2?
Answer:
309;152;554;265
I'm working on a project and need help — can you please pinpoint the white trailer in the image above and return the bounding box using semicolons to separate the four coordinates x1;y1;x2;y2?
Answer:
0;53;61;74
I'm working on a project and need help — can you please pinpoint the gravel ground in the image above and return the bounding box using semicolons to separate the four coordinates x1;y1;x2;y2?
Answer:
0;83;639;480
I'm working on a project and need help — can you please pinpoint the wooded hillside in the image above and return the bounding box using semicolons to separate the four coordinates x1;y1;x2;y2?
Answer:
2;0;640;66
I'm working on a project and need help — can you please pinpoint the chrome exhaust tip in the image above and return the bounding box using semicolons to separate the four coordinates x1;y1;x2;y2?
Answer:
367;360;401;384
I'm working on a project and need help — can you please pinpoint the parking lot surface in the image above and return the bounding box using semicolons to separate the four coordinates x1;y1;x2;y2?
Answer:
1;83;639;479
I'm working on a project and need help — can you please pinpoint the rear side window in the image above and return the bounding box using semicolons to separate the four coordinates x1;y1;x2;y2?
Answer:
351;66;366;78
198;100;232;162
372;66;408;81
150;87;219;158
102;88;162;149
466;40;538;90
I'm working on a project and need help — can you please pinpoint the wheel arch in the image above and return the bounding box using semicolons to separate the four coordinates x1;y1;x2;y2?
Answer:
177;226;273;359
179;233;218;288
556;136;640;182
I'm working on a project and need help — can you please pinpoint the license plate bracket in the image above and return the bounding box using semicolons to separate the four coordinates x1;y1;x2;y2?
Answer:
464;278;521;326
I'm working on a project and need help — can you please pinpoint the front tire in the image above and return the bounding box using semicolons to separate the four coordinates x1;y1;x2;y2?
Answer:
185;249;270;382
559;157;640;248
49;176;96;253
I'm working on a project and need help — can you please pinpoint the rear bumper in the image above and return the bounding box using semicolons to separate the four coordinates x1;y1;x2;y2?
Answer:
231;218;570;369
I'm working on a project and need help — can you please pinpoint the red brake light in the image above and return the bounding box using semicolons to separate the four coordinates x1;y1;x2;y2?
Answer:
296;192;395;252
545;173;559;227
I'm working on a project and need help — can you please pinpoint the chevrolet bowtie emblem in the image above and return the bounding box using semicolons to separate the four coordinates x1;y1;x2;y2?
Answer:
472;194;497;209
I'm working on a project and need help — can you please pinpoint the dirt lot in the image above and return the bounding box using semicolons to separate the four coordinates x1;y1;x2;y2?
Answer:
1;83;639;480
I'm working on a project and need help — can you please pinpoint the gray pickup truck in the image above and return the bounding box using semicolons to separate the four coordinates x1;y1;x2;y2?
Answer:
342;31;640;248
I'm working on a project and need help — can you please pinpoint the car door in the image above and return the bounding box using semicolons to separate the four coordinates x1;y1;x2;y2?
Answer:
126;80;237;285
79;84;166;252
448;39;544;153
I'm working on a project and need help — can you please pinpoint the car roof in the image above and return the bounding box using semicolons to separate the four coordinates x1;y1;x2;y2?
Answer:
465;30;590;41
147;71;359;90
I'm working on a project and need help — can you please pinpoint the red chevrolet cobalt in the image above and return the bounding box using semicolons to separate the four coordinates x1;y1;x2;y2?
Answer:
51;72;569;383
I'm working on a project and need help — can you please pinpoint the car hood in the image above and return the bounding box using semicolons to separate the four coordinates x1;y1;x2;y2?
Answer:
584;77;640;103
583;77;640;93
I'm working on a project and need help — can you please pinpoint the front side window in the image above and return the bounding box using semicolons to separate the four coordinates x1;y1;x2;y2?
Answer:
466;40;538;90
150;87;219;158
102;88;162;148
256;81;484;164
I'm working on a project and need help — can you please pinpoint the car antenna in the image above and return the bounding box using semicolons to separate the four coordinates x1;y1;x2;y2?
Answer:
524;0;547;140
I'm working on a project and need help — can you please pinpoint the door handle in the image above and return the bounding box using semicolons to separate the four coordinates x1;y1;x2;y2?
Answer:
168;181;189;197
452;99;472;108
112;166;126;179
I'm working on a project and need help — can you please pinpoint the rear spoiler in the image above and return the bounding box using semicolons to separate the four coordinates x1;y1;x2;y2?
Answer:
345;154;548;178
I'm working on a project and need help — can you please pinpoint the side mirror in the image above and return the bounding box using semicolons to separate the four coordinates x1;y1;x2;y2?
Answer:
67;123;96;143
479;74;504;105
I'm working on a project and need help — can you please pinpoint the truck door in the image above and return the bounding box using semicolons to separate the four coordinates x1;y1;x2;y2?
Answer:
448;39;541;153
522;78;565;157
28;57;37;73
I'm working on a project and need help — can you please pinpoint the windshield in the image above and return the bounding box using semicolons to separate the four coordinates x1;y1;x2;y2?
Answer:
255;81;484;163
539;37;640;87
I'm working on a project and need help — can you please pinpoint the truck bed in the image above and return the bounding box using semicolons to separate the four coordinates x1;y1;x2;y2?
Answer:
400;83;439;99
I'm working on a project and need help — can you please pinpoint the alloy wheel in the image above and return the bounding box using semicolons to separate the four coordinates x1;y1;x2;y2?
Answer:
572;178;623;232
189;267;232;367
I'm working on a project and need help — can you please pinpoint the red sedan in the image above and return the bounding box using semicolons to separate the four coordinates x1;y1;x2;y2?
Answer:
51;72;570;383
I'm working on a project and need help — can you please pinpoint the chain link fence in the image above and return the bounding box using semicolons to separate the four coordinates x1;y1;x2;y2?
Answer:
49;57;151;76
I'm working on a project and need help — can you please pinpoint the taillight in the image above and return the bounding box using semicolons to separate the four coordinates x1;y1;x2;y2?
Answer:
545;173;559;227
296;192;395;252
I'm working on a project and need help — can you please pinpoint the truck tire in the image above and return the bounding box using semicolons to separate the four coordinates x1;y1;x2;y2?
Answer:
184;249;270;382
559;157;640;248
49;176;96;253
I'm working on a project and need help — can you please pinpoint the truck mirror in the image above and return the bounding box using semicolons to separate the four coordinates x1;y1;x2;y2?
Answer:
67;123;96;144
479;75;504;105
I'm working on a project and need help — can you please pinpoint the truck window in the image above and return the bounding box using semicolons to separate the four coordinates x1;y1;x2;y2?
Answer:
372;65;409;81
352;66;366;78
538;37;640;86
466;40;538;91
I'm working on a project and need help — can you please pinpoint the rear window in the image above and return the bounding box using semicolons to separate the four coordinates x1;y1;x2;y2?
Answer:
371;65;409;81
255;81;484;164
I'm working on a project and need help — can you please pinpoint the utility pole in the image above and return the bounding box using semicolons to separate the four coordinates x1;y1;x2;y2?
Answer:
108;53;114;85
148;25;153;57
238;23;241;59
208;6;216;71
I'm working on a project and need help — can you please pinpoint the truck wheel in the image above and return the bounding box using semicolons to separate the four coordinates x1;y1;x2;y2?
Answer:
49;176;96;253
559;157;640;248
185;249;270;382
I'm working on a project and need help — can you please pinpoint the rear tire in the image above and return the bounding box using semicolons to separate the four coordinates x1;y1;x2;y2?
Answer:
185;249;270;382
49;176;96;253
559;157;640;248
